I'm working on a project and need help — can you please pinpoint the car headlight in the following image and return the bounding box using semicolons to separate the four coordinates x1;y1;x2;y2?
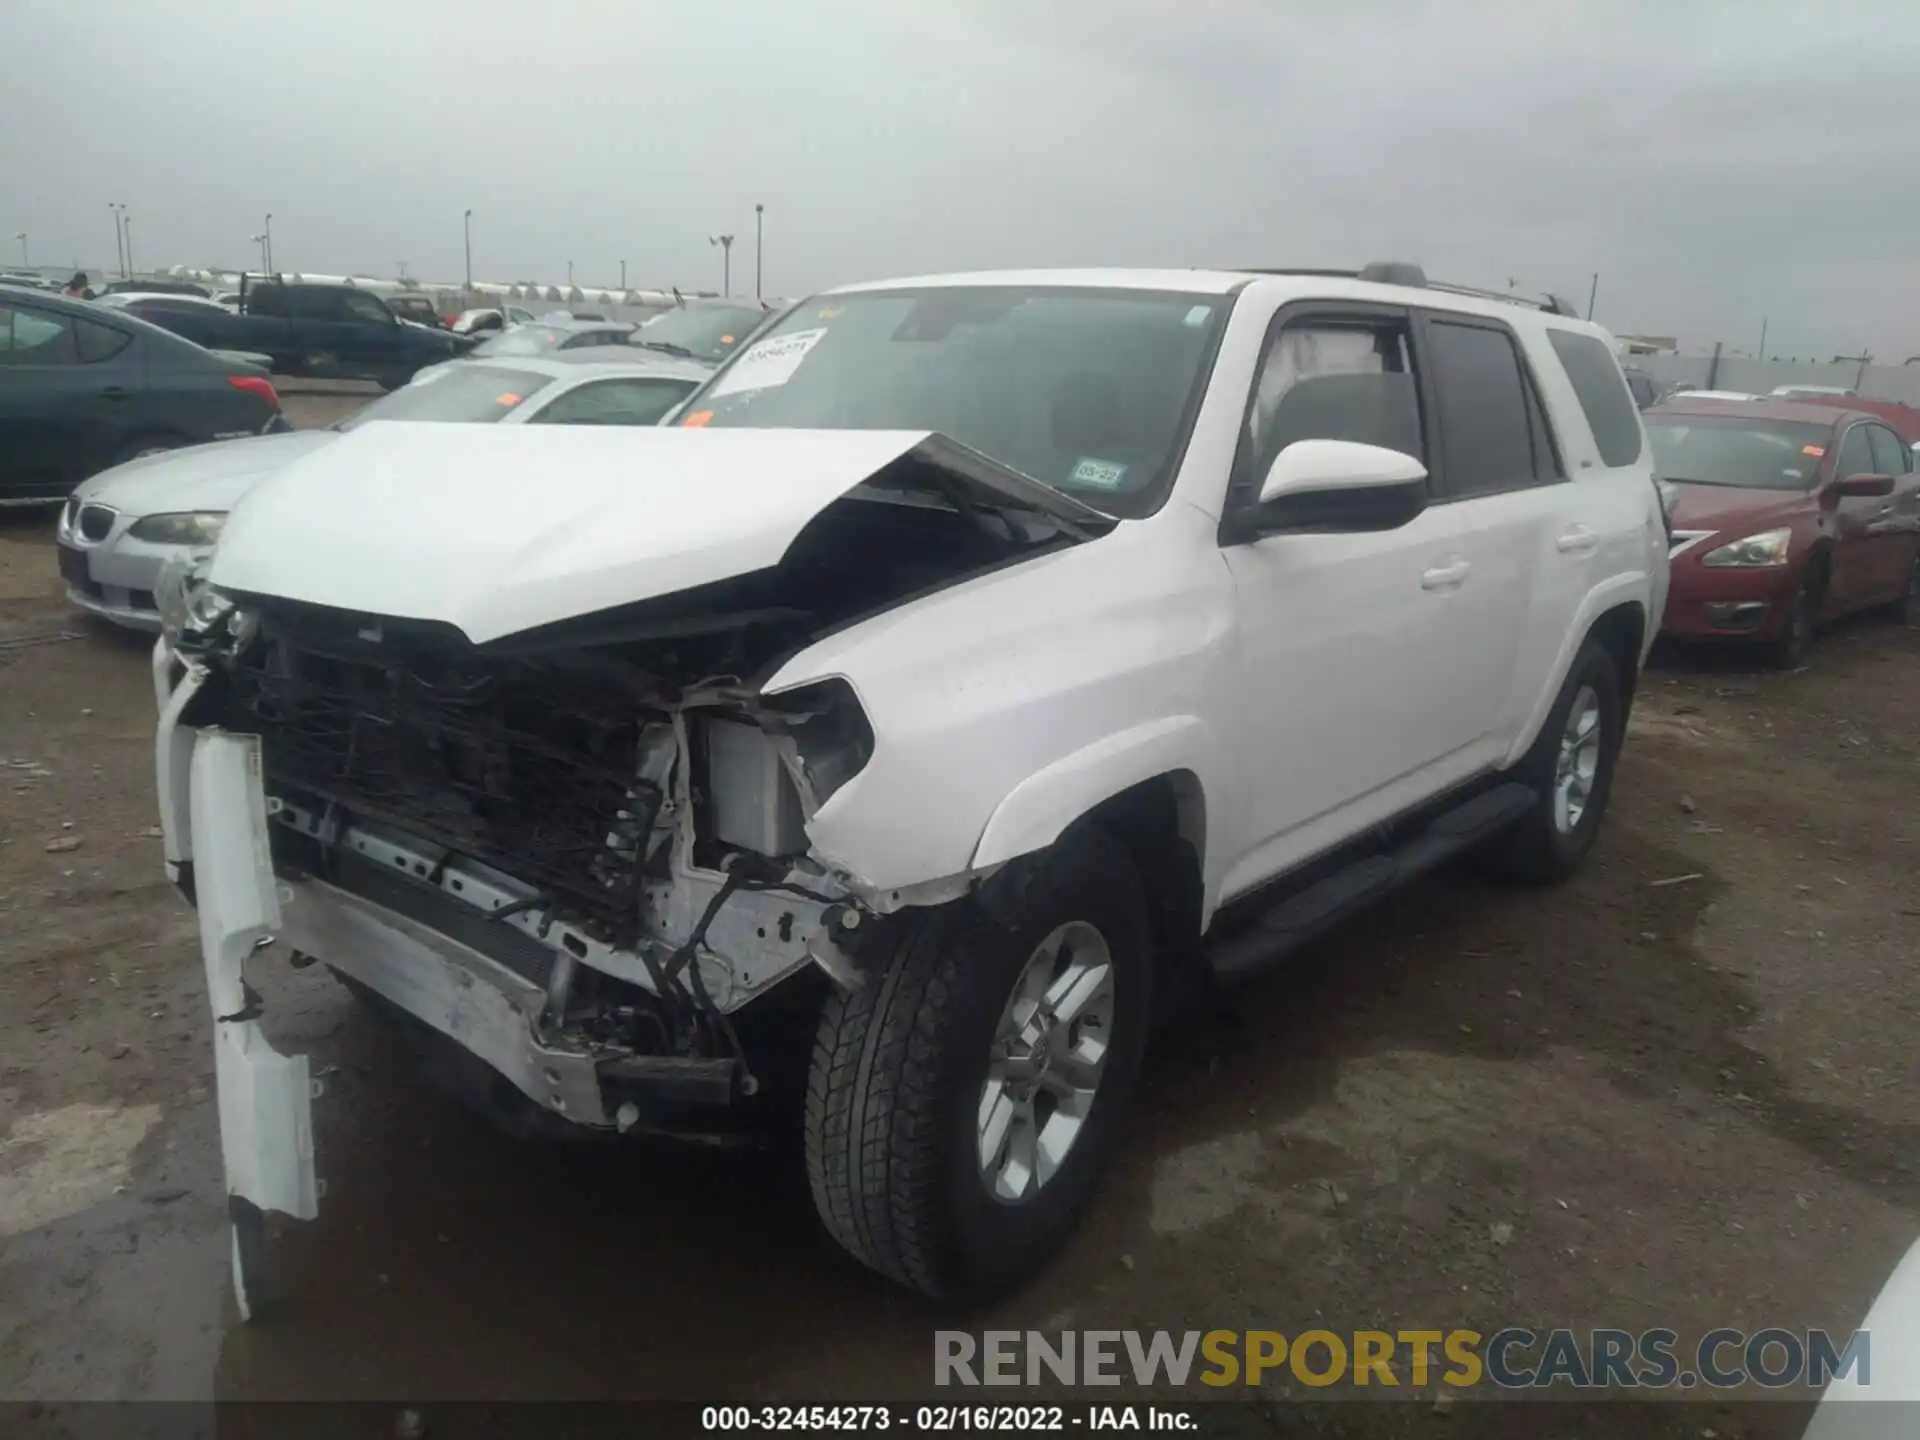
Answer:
1701;528;1792;567
129;511;227;545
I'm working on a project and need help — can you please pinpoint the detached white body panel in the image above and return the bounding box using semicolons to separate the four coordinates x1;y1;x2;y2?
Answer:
187;730;316;1319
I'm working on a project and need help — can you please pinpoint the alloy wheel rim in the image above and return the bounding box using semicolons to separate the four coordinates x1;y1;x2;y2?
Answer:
1553;684;1603;834
977;921;1114;1203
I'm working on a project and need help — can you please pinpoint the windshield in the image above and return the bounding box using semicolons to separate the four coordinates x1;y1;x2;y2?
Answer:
1646;415;1831;489
470;324;571;357
685;286;1229;516
629;304;770;362
337;365;553;429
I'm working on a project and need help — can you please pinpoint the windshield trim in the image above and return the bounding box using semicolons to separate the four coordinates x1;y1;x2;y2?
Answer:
677;284;1236;520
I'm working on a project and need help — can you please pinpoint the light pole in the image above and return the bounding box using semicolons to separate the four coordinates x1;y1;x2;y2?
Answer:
567;259;574;289
463;209;473;293
263;213;273;272
754;203;764;299
14;233;25;267
122;217;133;278
1585;272;1599;321
251;234;269;270
619;259;626;291
1758;317;1769;362
709;233;734;296
109;203;126;278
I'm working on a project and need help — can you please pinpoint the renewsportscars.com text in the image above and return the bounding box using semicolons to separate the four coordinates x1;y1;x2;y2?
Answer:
935;1327;1869;1391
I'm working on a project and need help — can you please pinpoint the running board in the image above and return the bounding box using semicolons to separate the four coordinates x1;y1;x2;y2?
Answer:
1204;782;1536;984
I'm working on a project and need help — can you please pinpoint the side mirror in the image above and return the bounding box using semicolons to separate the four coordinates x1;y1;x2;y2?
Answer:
1832;473;1895;500
1237;438;1429;538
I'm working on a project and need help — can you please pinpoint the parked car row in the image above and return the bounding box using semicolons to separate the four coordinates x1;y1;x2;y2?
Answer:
1;285;285;506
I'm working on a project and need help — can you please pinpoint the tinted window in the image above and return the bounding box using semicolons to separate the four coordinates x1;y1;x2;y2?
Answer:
1244;322;1424;489
0;303;79;364
1646;416;1831;490
342;292;392;325
247;286;289;318
73;315;132;363
1546;329;1644;466
1868;424;1908;475
1836;425;1875;479
1425;320;1537;495
337;365;554;429
529;377;698;426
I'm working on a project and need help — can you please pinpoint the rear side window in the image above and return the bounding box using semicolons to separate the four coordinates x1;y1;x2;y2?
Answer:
0;303;79;364
73;315;132;363
247;285;288;318
1423;319;1540;497
1547;329;1643;466
1868;424;1909;475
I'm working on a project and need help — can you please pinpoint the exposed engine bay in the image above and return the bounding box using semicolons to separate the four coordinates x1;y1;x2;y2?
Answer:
176;480;1087;1127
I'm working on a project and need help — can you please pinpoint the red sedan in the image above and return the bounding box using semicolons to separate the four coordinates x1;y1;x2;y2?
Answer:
1650;398;1920;665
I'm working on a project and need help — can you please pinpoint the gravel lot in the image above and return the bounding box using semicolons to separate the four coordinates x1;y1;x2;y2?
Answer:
1;386;1916;1434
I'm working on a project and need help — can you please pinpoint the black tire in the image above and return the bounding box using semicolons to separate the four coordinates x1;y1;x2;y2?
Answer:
804;828;1153;1302
377;370;414;393
1479;639;1623;885
1762;580;1816;669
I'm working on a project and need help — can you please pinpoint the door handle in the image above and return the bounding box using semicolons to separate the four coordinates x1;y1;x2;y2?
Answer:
1420;558;1472;591
99;386;132;400
1555;526;1598;554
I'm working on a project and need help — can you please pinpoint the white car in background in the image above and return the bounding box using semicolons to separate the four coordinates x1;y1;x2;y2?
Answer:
58;355;707;630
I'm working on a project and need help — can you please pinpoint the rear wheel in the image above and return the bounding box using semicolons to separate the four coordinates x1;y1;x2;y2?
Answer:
804;828;1152;1301
1479;639;1623;885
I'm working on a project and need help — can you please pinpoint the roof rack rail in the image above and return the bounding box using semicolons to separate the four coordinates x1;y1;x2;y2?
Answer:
1241;262;1581;318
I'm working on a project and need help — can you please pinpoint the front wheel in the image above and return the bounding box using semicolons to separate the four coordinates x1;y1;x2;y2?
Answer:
1479;639;1623;885
804;829;1152;1301
1762;581;1816;669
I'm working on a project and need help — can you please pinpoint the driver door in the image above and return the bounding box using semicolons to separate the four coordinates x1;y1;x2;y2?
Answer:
1217;306;1503;901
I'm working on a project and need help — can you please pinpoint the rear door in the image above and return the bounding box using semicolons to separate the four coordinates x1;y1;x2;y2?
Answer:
1864;422;1919;600
1412;311;1568;756
1829;422;1890;611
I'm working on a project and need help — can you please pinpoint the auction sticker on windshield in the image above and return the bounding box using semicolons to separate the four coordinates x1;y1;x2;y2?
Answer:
708;327;826;399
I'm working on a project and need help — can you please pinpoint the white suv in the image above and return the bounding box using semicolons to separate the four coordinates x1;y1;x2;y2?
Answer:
154;263;1668;1313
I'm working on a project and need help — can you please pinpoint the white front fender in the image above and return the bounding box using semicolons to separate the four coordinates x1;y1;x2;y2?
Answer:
189;729;318;1320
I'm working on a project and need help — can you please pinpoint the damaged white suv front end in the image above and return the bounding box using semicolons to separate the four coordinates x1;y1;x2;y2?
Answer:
154;417;1131;1312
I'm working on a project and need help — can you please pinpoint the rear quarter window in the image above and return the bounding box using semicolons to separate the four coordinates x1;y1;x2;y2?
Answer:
1546;329;1643;467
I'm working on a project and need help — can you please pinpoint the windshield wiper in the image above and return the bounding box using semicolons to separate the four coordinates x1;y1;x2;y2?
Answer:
632;339;694;359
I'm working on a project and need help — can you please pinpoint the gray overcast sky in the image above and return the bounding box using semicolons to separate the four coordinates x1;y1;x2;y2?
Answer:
4;0;1917;356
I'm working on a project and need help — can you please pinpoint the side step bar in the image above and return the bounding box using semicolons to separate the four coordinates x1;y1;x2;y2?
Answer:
1204;782;1536;984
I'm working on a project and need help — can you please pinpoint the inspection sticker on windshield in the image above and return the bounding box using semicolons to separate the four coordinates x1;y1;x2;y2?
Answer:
708;327;827;398
1802;445;1826;457
1070;456;1129;490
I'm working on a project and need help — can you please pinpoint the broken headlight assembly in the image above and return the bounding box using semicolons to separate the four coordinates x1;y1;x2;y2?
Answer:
156;547;256;655
760;678;875;816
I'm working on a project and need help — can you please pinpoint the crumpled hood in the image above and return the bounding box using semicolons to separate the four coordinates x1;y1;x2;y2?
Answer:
210;423;1110;645
76;430;339;516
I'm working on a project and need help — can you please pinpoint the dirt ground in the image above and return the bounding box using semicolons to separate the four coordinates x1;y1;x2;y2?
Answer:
1;388;1916;1435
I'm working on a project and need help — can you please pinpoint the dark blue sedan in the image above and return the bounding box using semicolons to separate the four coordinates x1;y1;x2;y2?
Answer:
0;286;285;506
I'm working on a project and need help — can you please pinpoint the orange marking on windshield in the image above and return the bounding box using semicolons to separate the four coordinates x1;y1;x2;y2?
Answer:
682;410;713;428
495;393;521;406
1802;445;1825;457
